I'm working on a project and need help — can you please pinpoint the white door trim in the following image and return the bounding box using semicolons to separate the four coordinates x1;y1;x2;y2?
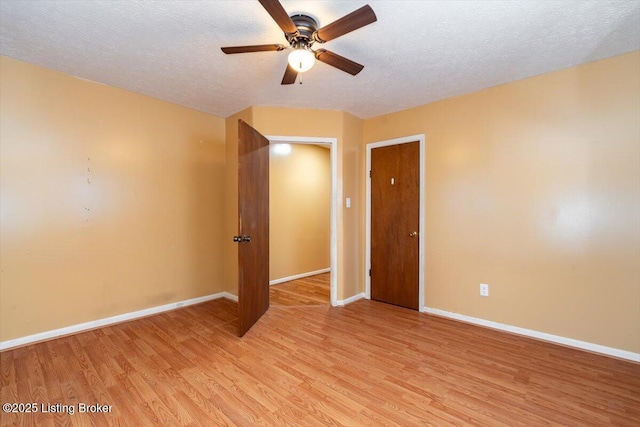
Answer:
365;134;426;311
265;135;339;307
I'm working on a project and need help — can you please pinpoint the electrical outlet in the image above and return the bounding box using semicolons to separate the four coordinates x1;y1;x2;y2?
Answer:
480;283;489;297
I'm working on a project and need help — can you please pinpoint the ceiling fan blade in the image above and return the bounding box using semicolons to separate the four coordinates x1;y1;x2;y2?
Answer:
281;64;298;85
221;44;286;54
258;0;298;35
315;49;364;76
314;5;377;43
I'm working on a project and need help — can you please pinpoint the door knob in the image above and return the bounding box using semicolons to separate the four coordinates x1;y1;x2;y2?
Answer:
409;231;418;238
233;235;252;243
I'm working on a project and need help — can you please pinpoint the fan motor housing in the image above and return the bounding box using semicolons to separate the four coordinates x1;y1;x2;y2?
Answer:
286;14;319;45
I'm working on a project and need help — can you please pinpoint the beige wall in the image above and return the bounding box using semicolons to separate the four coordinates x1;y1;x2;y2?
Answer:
341;112;365;300
363;51;640;353
0;56;226;341
270;144;330;280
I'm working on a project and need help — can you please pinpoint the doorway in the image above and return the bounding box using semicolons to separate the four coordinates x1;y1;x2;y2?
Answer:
265;135;338;307
365;134;425;311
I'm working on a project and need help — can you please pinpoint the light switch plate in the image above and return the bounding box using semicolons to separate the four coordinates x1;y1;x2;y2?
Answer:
480;283;489;297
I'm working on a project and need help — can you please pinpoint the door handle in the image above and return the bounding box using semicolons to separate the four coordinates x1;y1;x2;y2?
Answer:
233;235;252;243
409;231;418;238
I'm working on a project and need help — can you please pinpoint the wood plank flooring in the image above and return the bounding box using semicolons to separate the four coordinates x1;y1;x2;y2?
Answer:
270;273;330;306
1;287;639;426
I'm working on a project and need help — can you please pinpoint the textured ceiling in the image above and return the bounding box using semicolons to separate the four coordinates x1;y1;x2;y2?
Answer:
1;1;639;119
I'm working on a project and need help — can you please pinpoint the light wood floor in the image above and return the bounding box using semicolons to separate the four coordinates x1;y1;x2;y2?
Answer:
270;273;330;306
2;281;639;426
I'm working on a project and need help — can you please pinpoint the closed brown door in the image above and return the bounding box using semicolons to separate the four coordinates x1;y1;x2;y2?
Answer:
236;120;270;336
371;141;420;310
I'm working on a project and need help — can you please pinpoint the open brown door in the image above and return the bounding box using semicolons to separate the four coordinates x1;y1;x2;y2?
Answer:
370;141;420;310
236;120;269;336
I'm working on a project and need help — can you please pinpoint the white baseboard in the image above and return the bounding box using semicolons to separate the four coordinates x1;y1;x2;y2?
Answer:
0;292;235;351
222;292;238;302
422;307;640;363
8;292;634;363
337;292;366;307
269;268;330;286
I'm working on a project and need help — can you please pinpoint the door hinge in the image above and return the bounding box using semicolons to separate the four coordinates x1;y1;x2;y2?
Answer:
369;269;371;277
369;170;372;178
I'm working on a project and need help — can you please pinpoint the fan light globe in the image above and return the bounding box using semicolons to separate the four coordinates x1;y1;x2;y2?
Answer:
288;48;315;73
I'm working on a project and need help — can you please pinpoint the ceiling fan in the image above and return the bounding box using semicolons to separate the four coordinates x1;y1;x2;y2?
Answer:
221;0;377;85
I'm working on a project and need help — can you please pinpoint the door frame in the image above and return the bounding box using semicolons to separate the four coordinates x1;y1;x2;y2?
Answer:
265;135;338;307
365;134;426;311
